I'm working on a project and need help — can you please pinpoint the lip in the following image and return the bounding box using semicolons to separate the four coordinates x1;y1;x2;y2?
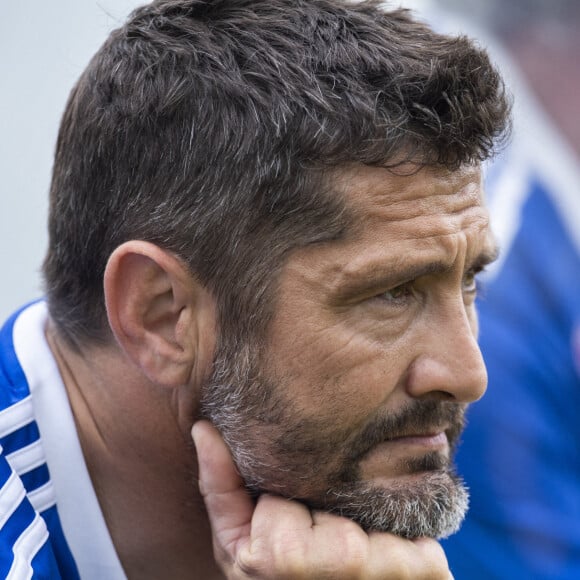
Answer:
358;430;451;481
386;431;448;448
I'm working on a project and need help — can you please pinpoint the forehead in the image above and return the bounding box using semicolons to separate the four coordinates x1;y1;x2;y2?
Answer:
283;163;495;289
333;162;486;237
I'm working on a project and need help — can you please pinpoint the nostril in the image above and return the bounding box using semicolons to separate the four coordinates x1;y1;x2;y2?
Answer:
428;390;456;402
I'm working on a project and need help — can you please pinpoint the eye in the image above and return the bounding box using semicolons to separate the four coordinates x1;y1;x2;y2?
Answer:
462;267;485;294
379;282;413;304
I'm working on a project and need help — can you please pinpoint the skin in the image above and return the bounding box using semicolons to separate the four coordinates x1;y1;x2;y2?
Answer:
47;162;496;578
220;163;495;499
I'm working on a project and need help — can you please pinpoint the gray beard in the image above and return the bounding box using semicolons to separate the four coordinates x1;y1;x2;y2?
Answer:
319;471;469;539
201;342;469;540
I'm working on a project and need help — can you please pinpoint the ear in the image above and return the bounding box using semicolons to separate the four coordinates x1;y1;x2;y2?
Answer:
104;241;216;389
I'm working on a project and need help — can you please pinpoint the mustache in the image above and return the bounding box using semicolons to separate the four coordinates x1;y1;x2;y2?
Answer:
345;399;466;464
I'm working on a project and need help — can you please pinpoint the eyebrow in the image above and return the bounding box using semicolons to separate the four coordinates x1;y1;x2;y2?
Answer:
334;245;500;299
469;245;500;273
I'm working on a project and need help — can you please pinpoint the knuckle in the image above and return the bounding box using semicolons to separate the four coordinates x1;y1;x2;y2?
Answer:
236;535;307;579
234;545;268;578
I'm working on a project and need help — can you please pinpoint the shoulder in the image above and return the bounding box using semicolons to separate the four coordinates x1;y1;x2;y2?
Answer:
0;301;78;579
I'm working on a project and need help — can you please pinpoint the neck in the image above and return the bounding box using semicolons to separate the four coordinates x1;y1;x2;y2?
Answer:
46;321;223;579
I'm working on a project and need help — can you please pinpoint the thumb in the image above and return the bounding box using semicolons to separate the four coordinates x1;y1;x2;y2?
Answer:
192;420;253;561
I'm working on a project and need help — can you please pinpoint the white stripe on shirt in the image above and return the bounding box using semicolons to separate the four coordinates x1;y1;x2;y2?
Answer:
0;470;26;529
0;397;34;439
6;440;45;475
7;512;50;580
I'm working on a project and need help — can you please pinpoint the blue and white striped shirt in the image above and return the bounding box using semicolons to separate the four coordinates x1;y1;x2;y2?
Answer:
0;301;125;579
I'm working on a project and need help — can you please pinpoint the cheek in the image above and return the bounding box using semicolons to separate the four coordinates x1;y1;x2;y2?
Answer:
266;321;408;423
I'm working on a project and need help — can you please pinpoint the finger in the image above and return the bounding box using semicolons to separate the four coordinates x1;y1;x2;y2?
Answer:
192;420;253;560
233;494;312;579
306;510;453;579
410;538;454;579
241;494;315;569
251;493;314;541
366;534;452;579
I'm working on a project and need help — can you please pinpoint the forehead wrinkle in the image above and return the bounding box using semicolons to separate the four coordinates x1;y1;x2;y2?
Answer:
361;185;484;227
343;175;487;241
376;205;491;242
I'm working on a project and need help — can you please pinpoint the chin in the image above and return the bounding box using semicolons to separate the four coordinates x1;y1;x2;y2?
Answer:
314;469;470;539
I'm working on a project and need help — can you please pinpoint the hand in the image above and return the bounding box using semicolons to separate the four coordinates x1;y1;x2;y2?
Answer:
192;420;453;579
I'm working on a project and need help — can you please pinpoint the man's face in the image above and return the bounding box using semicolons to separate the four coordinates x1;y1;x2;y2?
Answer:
203;163;496;538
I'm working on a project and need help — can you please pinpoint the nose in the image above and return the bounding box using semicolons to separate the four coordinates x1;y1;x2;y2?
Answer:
405;298;488;403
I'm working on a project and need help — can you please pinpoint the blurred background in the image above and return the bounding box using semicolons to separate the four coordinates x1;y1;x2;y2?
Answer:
2;1;579;577
0;0;144;322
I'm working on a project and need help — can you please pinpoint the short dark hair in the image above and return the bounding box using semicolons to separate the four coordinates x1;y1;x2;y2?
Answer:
43;0;511;348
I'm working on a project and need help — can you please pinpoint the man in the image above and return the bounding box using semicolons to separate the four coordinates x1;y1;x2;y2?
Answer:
0;0;510;577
